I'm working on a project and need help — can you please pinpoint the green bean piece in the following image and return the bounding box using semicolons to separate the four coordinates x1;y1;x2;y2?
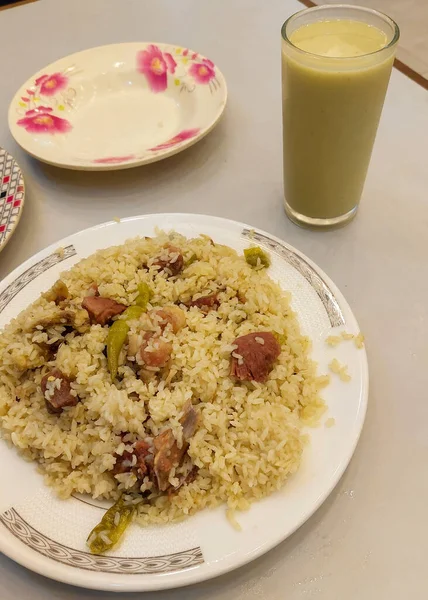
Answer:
87;495;136;554
244;247;271;268
107;319;129;380
121;305;144;321
135;282;153;309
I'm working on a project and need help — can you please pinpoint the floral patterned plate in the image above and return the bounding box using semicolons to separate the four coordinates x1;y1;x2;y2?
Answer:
8;43;227;171
0;148;25;251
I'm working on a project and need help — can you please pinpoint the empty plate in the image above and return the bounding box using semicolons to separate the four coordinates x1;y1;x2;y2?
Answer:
8;43;227;171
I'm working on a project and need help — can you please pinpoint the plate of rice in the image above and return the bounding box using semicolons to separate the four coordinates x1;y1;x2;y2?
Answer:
0;214;368;591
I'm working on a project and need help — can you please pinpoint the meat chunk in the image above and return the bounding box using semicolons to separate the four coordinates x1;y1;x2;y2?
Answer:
230;332;281;383
153;245;184;276
139;332;172;368
152;306;186;333
41;368;79;413
82;296;126;326
186;293;219;312
112;440;152;477
134;440;151;477
113;404;199;491
153;429;187;492
112;450;134;475
153;401;199;492
25;307;90;333
42;280;69;305
37;339;64;361
180;400;199;440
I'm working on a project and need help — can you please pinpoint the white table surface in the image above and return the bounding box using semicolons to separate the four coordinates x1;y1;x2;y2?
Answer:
1;0;428;598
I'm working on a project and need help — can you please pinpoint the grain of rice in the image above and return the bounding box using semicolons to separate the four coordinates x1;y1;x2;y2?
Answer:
329;359;351;382
226;508;242;531
354;333;365;349
99;532;111;545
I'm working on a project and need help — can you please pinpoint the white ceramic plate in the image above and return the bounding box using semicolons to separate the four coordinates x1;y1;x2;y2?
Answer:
8;43;227;170
0;214;368;591
0;148;25;251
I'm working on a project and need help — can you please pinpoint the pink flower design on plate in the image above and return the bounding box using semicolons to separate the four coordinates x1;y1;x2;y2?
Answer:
35;72;68;96
17;107;72;134
149;128;200;151
189;58;215;84
137;45;177;93
93;155;135;164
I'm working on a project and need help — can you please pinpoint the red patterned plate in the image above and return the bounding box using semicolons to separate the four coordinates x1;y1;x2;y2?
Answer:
8;43;227;171
0;148;25;251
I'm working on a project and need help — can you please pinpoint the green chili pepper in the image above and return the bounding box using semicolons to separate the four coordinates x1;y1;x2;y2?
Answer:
107;319;129;380
135;282;153;309
121;305;144;321
244;246;271;268
87;495;136;554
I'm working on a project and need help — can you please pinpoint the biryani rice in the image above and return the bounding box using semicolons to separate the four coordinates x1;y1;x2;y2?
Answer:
0;231;328;526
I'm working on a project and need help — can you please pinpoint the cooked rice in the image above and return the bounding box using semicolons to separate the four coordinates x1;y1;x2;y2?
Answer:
329;358;351;382
354;332;365;349
326;331;365;349
0;231;328;526
226;508;242;531
325;335;342;347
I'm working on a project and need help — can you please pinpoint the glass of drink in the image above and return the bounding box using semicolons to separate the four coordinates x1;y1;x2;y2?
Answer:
281;5;399;229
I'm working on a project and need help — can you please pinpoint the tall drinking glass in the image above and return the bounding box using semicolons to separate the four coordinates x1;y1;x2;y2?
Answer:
281;5;399;228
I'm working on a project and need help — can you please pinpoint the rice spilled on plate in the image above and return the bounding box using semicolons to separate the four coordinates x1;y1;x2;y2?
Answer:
0;231;329;552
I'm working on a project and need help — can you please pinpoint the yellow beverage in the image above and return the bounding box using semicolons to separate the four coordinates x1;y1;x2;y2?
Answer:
281;6;399;228
290;19;387;57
